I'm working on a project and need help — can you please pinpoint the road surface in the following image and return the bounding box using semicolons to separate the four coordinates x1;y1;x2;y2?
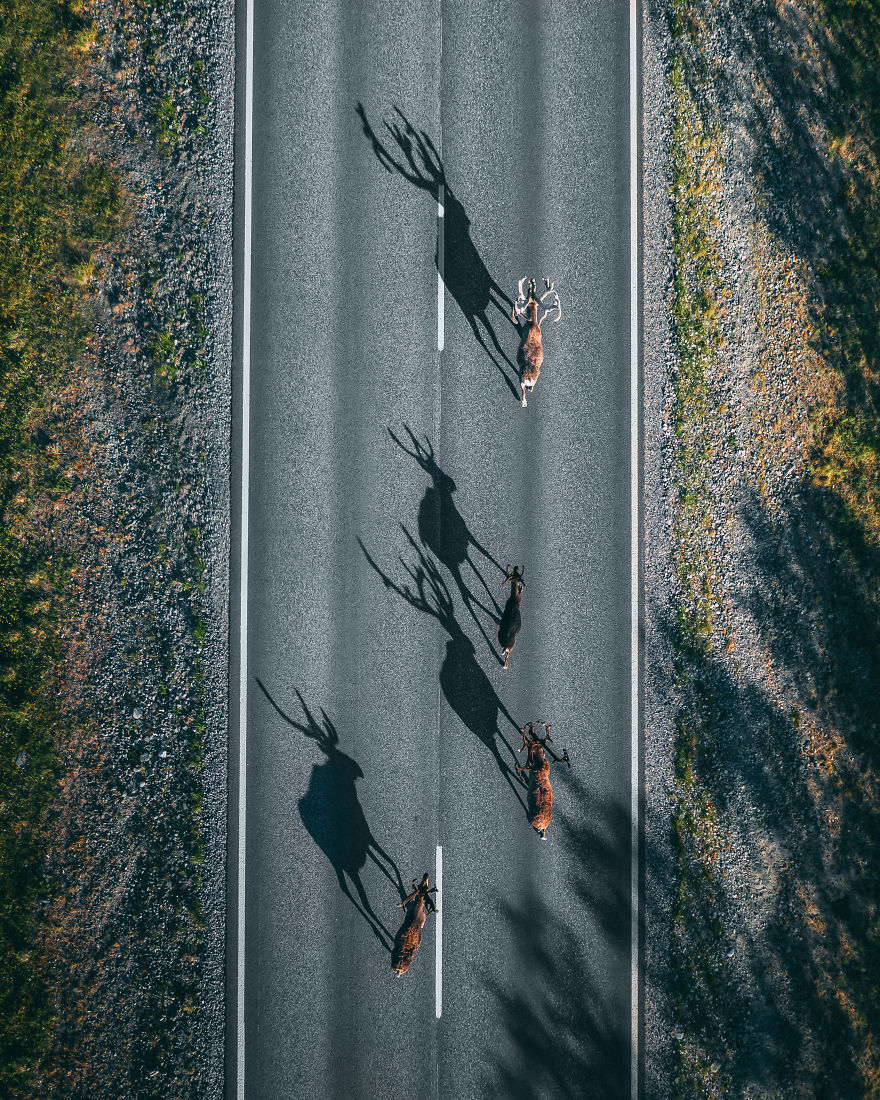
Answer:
229;1;636;1097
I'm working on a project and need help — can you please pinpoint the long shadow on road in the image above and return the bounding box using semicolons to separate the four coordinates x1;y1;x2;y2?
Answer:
356;101;520;401
255;679;405;952
389;423;503;658
359;528;527;815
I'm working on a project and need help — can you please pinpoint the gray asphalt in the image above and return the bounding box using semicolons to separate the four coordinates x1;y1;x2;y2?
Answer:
236;2;633;1097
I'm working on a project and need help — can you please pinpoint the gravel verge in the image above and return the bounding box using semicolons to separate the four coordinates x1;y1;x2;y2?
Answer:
25;0;233;1095
644;1;880;1097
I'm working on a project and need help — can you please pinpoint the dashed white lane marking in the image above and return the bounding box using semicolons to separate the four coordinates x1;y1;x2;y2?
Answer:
236;0;255;1091
630;0;641;1097
437;187;445;351
435;845;443;1019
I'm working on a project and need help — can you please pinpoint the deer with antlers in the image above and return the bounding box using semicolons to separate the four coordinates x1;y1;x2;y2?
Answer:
516;722;571;839
511;278;562;407
498;565;525;669
391;873;438;975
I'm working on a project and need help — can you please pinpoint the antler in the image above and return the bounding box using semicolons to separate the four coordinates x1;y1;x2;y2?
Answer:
399;874;437;908
536;721;570;766
519;722;536;751
511;277;530;322
538;280;562;326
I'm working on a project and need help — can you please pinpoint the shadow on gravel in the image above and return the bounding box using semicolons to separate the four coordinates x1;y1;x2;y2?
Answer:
483;795;642;1100
648;485;880;1095
255;679;405;952
356;102;520;400
358;528;526;814
389;423;503;655
651;1;880;1092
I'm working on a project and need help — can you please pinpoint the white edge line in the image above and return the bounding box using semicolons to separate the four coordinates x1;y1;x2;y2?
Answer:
630;0;640;1097
237;0;254;1091
435;845;443;1019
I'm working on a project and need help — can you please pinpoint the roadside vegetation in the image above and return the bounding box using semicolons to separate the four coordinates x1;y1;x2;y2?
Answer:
666;27;733;1094
0;0;226;1095
664;0;880;1094
0;0;124;1090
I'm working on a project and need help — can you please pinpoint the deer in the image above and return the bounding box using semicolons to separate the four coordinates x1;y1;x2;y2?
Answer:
516;722;571;839
511;278;562;407
391;873;438;975
498;565;525;669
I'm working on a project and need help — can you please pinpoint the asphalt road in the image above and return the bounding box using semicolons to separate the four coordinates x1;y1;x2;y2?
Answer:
233;2;633;1097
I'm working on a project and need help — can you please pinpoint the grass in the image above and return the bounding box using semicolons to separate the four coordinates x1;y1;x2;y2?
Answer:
666;10;732;1095
0;0;125;1091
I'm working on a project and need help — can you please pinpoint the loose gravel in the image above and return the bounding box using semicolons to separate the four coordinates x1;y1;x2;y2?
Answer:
29;0;233;1095
644;1;878;1097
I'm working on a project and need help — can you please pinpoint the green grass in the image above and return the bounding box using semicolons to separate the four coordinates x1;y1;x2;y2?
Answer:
666;14;731;1095
0;1;124;1091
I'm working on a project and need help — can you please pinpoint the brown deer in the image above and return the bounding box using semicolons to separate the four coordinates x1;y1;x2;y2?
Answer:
511;278;562;407
391;873;438;976
516;722;571;839
498;565;524;669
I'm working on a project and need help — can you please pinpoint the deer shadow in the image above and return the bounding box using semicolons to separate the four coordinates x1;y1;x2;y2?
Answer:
389;424;503;656
356;102;520;401
255;679;405;952
358;528;527;815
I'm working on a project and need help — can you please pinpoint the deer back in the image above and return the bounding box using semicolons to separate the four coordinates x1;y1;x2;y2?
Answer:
517;319;544;379
526;757;554;833
498;584;523;649
391;896;429;975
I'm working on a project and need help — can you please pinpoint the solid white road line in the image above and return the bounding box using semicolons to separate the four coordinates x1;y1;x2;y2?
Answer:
237;0;255;1092
630;0;641;1097
435;845;443;1019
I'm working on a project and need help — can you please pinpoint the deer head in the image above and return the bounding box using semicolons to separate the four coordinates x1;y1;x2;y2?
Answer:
502;564;525;597
518;721;571;769
399;873;438;913
512;278;562;328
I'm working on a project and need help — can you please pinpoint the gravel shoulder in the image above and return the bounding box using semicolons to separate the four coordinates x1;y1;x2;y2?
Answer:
644;1;880;1096
25;0;233;1094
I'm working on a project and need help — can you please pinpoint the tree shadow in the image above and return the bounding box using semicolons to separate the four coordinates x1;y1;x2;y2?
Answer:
647;2;880;1091
358;528;527;815
356;102;520;401
388;423;503;656
255;678;406;952
646;558;874;1096
482;795;648;1100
